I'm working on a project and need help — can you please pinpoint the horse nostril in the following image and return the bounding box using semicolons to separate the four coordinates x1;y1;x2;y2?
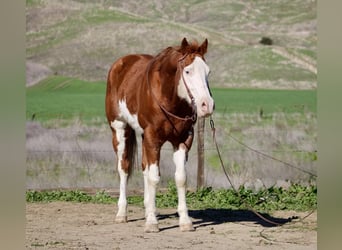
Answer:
201;101;208;111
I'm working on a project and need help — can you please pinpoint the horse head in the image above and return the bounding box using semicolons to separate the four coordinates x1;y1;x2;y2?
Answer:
176;38;215;118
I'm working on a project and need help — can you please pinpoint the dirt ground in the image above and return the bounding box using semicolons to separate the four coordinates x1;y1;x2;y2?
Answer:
26;202;316;249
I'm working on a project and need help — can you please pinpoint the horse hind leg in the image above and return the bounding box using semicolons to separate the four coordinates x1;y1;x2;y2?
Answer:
111;120;136;223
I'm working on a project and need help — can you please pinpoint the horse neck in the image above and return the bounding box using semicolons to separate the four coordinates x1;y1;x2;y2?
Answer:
147;51;193;115
158;58;184;106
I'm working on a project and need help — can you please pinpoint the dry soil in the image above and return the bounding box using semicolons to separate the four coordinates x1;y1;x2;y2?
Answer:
26;202;316;249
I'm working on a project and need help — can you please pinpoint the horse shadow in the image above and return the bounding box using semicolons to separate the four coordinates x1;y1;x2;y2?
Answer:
156;208;295;231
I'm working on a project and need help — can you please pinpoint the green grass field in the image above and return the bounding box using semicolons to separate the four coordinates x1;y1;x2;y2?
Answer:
26;76;316;124
26;76;106;123
211;88;316;114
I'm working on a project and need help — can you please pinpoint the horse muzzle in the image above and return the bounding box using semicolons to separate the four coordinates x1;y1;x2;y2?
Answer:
197;96;214;118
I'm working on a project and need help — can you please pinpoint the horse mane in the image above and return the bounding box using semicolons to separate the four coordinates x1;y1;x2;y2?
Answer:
155;40;202;59
175;40;202;55
152;40;203;72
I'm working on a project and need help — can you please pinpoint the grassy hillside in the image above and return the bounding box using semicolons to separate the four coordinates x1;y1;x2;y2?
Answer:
26;0;316;89
26;76;316;124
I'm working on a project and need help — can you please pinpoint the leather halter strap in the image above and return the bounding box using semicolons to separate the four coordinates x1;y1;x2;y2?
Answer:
177;53;197;116
146;53;197;123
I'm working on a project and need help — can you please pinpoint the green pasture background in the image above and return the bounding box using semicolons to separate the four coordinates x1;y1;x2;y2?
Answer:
26;76;316;123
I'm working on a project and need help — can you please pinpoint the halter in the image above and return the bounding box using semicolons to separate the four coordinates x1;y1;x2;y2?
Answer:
146;53;197;123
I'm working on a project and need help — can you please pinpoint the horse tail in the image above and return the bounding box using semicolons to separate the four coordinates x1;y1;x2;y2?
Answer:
127;127;137;179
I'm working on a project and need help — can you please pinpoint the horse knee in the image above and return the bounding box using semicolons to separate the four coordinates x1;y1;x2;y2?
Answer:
173;149;187;187
147;164;160;186
175;171;186;187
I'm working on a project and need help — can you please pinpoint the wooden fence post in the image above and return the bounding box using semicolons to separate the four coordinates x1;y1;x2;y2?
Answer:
197;117;205;189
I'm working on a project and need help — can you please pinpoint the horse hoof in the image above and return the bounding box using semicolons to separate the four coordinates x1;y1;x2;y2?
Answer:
115;216;127;223
180;223;195;232
144;223;160;233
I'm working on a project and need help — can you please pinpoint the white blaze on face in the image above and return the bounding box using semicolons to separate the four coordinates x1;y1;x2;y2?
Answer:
177;56;214;117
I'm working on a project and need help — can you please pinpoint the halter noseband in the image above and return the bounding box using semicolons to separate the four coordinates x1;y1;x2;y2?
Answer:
177;53;197;118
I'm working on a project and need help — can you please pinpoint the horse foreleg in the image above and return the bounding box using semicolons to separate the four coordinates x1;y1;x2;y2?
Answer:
143;162;160;232
142;138;161;233
173;146;195;232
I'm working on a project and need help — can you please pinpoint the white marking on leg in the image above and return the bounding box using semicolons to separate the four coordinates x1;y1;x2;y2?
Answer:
173;148;194;231
111;120;128;222
143;164;160;232
143;168;149;217
116;167;128;222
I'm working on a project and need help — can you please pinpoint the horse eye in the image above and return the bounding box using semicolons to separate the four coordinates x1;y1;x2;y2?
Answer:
185;70;189;74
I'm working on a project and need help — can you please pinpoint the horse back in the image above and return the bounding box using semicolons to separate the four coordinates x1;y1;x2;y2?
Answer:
106;54;153;123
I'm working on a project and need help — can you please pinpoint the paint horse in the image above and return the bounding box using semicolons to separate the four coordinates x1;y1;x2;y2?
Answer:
105;38;214;232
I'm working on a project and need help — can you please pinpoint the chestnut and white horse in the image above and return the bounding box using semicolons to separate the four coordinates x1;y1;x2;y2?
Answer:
105;38;214;232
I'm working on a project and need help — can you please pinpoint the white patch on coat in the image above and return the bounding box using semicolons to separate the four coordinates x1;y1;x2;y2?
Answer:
110;120;126;157
115;99;143;134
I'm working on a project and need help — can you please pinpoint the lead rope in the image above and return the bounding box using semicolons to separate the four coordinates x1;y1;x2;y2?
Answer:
209;116;286;226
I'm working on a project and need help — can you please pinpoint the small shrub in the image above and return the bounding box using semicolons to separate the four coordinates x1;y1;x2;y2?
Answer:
259;37;273;46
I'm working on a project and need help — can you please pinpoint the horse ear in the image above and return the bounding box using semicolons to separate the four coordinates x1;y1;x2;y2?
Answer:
181;37;189;50
199;38;208;55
